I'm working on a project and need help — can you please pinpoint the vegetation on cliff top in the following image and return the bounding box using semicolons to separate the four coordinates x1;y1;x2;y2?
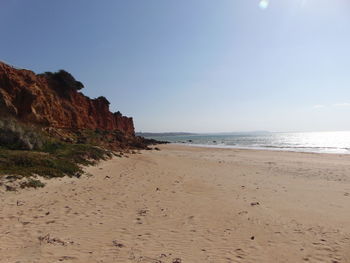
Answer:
43;69;84;90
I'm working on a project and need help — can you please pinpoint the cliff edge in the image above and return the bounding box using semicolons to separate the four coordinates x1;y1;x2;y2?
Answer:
0;61;134;135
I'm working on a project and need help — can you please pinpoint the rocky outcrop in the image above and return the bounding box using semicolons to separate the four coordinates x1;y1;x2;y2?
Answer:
0;61;134;136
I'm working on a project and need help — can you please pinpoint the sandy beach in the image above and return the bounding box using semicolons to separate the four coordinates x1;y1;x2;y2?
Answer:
1;144;350;263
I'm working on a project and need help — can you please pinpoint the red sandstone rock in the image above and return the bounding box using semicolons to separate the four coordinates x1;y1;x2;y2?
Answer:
0;61;134;136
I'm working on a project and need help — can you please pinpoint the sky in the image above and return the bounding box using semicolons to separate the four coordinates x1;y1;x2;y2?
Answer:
1;0;350;133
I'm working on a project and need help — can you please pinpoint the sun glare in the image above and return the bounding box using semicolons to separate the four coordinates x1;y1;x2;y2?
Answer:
259;0;269;9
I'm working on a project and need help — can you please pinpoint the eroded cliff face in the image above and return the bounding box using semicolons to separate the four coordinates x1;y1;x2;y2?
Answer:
0;61;134;135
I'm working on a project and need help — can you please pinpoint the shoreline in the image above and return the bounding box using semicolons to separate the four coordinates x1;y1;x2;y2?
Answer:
1;144;350;262
170;142;350;155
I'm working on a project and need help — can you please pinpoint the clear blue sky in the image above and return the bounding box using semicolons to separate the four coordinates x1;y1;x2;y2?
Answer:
1;0;350;132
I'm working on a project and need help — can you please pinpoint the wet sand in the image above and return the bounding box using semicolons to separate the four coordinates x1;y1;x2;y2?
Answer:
1;144;350;262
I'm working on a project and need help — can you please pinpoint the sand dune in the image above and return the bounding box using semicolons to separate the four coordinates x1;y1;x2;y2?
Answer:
1;144;350;262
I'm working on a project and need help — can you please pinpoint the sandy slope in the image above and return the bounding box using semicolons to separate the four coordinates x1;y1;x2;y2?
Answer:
1;144;350;263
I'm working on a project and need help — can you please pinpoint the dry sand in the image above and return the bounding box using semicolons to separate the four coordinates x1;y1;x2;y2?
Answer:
1;144;350;263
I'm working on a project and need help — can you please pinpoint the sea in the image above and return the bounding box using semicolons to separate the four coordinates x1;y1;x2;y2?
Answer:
145;131;350;154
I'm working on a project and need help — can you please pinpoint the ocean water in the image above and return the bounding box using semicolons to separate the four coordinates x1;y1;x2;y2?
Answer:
146;131;350;154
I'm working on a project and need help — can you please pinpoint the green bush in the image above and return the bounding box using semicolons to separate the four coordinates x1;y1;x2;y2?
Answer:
20;178;45;189
0;119;113;182
44;70;84;90
0;142;111;179
0;119;45;150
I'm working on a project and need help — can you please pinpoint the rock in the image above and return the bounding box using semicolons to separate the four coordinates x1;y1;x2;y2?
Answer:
5;185;16;191
0;61;169;150
112;240;124;248
0;61;134;135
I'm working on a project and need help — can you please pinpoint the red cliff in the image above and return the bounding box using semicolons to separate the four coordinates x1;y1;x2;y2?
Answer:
0;61;135;136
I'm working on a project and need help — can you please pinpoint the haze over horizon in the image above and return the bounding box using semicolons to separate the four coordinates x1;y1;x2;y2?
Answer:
1;0;350;133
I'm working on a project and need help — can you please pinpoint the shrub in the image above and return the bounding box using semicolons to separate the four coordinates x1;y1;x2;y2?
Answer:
0;119;113;183
42;70;84;99
0;143;111;179
0;119;45;150
47;70;84;90
20;178;45;189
